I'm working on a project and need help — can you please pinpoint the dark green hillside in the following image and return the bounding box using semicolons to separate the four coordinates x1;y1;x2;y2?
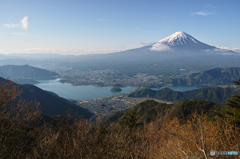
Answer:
129;87;183;101
19;84;93;118
129;87;157;97
167;100;222;119
182;87;239;104
0;65;59;79
128;87;240;105
0;77;94;118
103;100;223;127
130;100;169;124
102;111;126;125
162;67;240;85
110;87;122;92
102;100;163;126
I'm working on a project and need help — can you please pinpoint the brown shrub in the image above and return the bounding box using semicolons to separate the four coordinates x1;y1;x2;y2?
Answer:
148;113;240;159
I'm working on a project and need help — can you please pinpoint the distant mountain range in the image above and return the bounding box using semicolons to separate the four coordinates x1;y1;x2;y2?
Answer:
0;65;59;84
128;87;240;105
0;31;240;76
161;67;240;86
0;65;59;79
0;77;94;118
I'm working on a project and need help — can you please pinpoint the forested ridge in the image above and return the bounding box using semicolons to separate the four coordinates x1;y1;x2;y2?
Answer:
128;87;240;105
161;67;240;85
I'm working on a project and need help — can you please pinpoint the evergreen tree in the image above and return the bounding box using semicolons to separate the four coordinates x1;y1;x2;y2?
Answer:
120;109;137;130
224;78;240;127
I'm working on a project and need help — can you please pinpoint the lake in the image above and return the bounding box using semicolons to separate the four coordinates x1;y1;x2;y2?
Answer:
35;78;213;100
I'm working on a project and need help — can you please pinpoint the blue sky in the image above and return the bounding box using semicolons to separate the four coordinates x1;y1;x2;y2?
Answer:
0;0;240;54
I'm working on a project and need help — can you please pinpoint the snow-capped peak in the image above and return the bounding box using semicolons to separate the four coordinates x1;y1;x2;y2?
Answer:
158;31;202;45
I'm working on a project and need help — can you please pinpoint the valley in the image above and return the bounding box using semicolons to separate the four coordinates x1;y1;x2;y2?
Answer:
70;94;170;120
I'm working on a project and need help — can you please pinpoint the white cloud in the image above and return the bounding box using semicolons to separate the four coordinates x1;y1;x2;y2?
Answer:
2;16;29;30
191;11;214;16
2;23;19;28
233;48;240;53
11;32;25;36
216;46;240;53
21;16;28;30
150;43;171;51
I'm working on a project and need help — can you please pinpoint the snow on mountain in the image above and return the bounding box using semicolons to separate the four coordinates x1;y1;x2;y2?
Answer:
158;31;202;45
150;31;215;51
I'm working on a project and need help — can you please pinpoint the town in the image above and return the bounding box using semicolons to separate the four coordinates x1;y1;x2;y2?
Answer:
69;94;172;120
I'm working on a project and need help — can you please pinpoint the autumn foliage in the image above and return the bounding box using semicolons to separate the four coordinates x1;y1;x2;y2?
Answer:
0;80;240;158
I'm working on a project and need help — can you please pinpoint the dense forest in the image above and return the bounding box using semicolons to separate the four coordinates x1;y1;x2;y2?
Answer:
128;86;240;105
161;67;240;86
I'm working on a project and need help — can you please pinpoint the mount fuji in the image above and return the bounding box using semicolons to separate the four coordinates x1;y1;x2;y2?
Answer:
151;31;215;51
100;31;237;60
66;31;240;76
159;31;202;45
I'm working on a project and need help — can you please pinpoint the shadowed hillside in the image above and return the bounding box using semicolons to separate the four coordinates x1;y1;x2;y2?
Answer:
0;77;94;118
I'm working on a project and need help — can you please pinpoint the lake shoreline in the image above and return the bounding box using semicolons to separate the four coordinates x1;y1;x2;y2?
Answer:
34;78;222;101
59;79;234;89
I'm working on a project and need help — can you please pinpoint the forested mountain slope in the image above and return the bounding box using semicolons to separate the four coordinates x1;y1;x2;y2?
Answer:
103;100;223;126
162;67;240;85
128;87;240;105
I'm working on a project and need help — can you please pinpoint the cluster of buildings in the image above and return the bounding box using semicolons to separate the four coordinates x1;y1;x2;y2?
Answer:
76;94;135;120
59;69;163;87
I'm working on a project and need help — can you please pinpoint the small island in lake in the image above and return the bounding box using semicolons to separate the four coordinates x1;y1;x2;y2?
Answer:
110;87;122;92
